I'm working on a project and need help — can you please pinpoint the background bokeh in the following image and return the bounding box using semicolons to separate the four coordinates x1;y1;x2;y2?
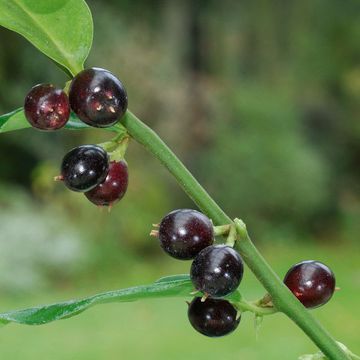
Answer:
0;0;359;359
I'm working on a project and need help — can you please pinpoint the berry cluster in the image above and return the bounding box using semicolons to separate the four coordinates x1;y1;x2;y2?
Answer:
24;67;337;337
152;209;337;337
24;68;129;206
59;145;128;206
153;209;244;337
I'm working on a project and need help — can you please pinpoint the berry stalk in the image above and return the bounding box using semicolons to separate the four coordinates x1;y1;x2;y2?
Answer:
117;110;350;360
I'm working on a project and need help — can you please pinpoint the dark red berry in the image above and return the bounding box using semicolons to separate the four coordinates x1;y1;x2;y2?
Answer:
61;145;109;192
191;245;244;297
188;297;240;337
69;68;128;128
24;84;70;130
284;260;336;309
158;209;214;260
85;160;128;206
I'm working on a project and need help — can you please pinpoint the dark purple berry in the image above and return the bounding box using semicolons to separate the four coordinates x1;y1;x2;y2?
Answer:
284;260;336;309
60;145;109;192
24;84;70;130
188;297;240;337
85;160;128;206
69;68;128;128
191;245;244;297
158;209;214;260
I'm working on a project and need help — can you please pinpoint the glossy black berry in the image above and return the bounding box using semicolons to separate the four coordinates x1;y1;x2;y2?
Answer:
284;260;336;309
69;67;128;128
188;297;240;337
190;245;244;297
24;84;70;130
158;209;214;260
85;160;128;206
61;145;109;192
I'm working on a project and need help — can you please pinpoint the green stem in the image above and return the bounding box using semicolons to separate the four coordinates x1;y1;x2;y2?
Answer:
226;224;237;247
233;219;349;360
213;224;231;236
235;299;277;316
118;111;350;360
120;112;230;224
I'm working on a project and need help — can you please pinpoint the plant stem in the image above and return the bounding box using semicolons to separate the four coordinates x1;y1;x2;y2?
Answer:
119;112;229;224
118;111;350;360
213;224;231;236
226;224;237;247
233;219;348;360
235;299;277;316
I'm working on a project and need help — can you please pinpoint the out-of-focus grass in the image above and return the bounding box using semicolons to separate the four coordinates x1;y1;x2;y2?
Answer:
0;242;358;360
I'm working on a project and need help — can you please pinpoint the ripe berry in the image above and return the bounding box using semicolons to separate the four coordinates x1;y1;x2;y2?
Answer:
60;145;109;192
190;245;244;297
85;160;129;206
158;209;214;260
24;84;70;130
284;260;336;309
69;67;128;128
188;297;240;337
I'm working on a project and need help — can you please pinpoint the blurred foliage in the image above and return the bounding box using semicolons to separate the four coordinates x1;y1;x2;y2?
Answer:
0;184;87;293
197;85;332;241
0;0;359;292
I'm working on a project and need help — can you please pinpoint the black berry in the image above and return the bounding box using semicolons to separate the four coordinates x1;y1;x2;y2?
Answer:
158;209;214;260
69;67;128;128
24;84;70;130
85;160;128;206
191;245;244;297
188;297;240;337
284;260;336;309
61;145;109;192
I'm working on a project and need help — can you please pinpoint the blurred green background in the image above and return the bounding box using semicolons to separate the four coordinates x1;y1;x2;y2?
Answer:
0;0;359;359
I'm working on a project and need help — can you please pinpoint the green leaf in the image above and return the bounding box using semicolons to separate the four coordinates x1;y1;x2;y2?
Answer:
298;343;360;360
0;0;93;76
0;108;117;133
0;277;191;326
155;274;190;283
0;275;243;327
0;277;194;326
